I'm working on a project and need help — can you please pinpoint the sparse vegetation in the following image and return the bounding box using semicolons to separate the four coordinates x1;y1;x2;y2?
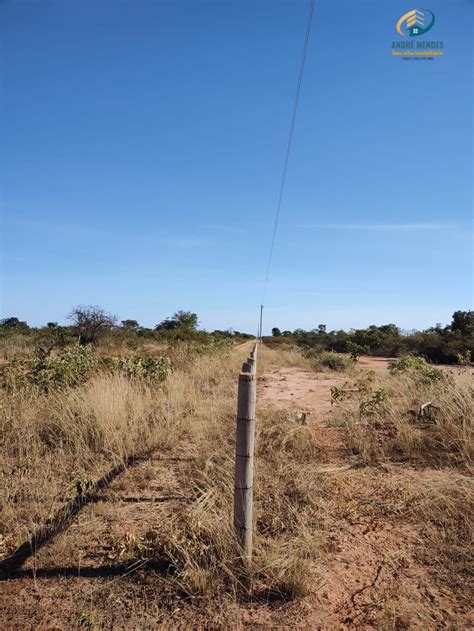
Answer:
332;364;472;467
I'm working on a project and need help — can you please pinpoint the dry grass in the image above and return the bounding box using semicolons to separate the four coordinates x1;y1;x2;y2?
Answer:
258;344;355;375
0;345;237;553
0;334;34;360
2;340;471;628
0;341;327;610
121;407;327;604
0;374;176;550
357;469;473;592
402;473;473;587
257;343;310;372
334;368;473;468
329;365;473;616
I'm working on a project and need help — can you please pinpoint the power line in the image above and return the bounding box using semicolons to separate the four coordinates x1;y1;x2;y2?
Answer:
261;0;315;315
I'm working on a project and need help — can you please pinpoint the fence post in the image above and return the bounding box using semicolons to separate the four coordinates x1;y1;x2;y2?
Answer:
234;363;256;561
247;355;256;374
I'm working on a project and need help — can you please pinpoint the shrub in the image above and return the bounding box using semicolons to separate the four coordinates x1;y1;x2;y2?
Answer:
388;356;447;385
345;341;370;360
457;350;472;367
30;344;96;389
320;352;353;372
0;344;95;391
0;317;29;333
116;356;172;382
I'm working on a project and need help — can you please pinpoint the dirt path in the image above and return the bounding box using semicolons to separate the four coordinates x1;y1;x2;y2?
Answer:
259;365;349;465
259;366;342;420
256;362;471;630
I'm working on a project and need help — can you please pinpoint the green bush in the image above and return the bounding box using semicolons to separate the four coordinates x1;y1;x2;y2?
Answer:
0;344;95;391
345;341;370;360
388;356;447;385
116;356;172;382
320;352;353;372
30;344;95;389
457;350;472;367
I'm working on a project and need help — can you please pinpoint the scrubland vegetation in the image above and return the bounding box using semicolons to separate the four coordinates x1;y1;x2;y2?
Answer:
268;310;474;365
0;307;472;628
0;328;331;627
0;307;252;362
328;355;473;617
331;355;472;467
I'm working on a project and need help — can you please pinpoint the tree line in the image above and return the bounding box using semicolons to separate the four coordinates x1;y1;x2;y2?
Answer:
0;306;254;346
267;310;473;365
1;308;472;364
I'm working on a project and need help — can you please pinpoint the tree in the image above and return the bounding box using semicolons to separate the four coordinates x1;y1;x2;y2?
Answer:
68;305;117;345
271;327;282;337
155;311;199;332
346;341;370;361
318;324;327;333
0;317;29;332
121;319;140;331
451;311;474;337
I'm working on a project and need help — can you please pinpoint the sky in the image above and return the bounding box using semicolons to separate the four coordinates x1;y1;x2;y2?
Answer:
1;0;472;333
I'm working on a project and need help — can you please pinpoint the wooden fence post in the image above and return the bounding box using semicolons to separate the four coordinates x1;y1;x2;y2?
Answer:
234;363;256;561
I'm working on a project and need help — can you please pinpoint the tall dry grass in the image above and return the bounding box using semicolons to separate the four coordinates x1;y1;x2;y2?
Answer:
122;406;327;602
335;368;472;468
257;344;310;372
1;375;173;550
0;345;239;555
1;341;327;603
0;334;34;360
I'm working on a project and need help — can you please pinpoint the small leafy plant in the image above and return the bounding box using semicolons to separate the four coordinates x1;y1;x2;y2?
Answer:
71;469;95;497
359;387;387;416
79;610;100;630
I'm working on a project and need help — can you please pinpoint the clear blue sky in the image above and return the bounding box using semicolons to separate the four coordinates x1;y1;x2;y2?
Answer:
1;0;472;333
